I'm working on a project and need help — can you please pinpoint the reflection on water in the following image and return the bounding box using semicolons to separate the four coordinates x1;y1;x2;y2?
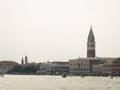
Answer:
0;75;120;90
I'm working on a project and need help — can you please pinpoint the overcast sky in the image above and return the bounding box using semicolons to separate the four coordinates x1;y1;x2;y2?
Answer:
0;0;120;63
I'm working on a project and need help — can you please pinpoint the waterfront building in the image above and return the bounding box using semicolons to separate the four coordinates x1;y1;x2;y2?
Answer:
39;62;69;75
38;62;52;75
69;57;115;75
92;64;103;75
102;60;113;75
69;58;90;75
69;26;119;75
69;27;96;75
112;58;120;75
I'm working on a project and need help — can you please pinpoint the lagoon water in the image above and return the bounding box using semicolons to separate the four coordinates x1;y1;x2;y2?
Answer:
0;75;120;90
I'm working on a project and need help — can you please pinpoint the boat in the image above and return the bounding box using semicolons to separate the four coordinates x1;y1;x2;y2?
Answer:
81;75;85;78
0;71;4;77
0;74;4;77
62;73;67;78
111;75;113;79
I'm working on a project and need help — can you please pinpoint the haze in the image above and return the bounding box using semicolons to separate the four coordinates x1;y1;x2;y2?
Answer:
0;0;120;63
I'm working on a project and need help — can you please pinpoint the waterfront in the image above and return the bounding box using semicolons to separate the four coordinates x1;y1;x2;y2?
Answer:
0;75;120;90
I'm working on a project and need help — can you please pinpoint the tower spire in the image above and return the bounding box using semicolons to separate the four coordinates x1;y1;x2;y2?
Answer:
88;26;94;38
90;25;92;30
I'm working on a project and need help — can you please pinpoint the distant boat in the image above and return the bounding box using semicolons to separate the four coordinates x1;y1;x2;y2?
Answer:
62;73;67;78
0;74;4;77
0;72;4;77
111;75;113;79
81;75;85;78
0;73;4;77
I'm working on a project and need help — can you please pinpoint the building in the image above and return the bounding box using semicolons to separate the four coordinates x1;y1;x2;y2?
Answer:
92;64;103;75
38;62;52;75
69;26;96;75
69;57;115;75
69;58;90;75
102;60;113;76
112;58;120;75
87;26;95;57
38;62;69;75
69;26;118;76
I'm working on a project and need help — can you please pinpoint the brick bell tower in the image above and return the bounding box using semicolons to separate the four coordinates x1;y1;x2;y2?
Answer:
87;26;95;57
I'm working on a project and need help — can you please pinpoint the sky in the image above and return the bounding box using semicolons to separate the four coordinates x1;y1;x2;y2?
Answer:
0;0;120;63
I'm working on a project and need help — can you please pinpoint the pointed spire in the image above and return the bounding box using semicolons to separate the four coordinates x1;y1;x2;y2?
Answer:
21;57;24;65
88;26;94;38
25;56;28;64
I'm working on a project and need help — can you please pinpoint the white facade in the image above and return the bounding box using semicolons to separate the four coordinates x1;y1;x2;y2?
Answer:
39;62;69;75
69;58;90;75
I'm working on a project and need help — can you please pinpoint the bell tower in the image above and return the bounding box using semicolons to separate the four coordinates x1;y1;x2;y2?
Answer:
87;26;95;57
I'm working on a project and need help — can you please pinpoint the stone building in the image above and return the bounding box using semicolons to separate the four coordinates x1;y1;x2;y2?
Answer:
39;62;69;75
68;26;119;75
92;64;103;75
102;60;113;75
69;27;97;75
69;58;90;75
69;57;115;75
39;62;52;75
112;58;120;75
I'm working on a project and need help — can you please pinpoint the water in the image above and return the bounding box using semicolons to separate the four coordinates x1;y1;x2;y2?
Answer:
0;75;120;90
